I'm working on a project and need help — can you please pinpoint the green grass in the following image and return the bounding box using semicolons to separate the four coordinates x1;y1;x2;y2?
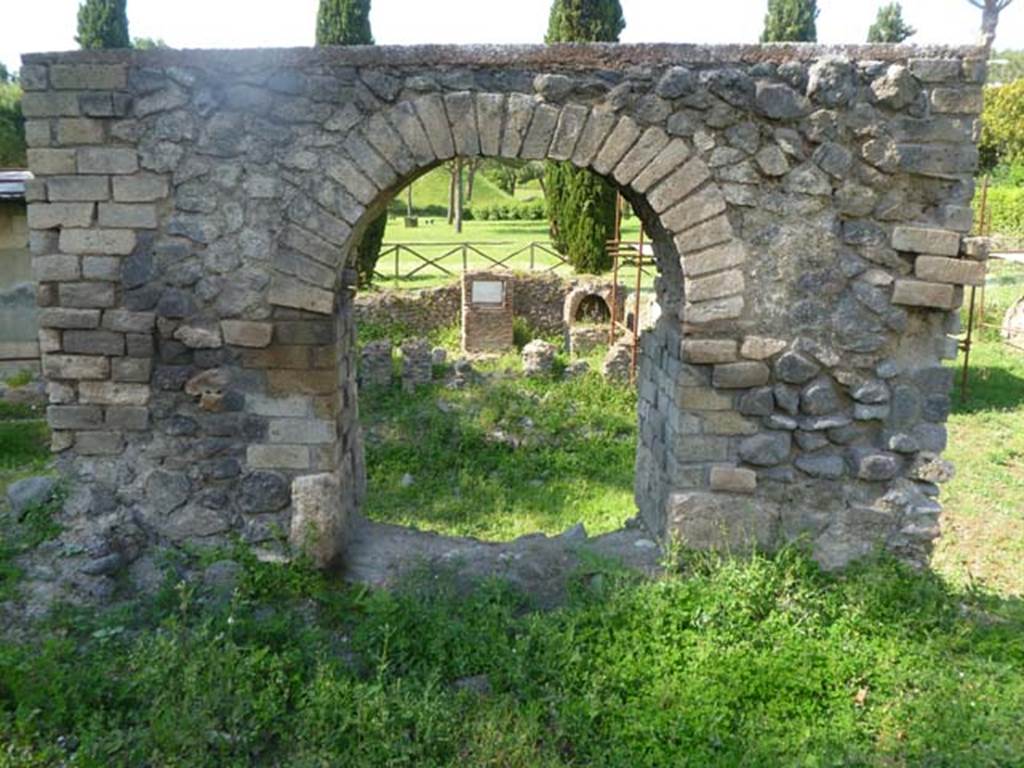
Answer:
935;338;1024;597
374;215;650;290
360;347;636;541
1;261;1023;766
0;547;1020;766
397;165;518;213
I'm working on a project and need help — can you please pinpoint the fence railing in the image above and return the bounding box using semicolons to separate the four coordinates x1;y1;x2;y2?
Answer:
375;241;570;284
375;239;656;285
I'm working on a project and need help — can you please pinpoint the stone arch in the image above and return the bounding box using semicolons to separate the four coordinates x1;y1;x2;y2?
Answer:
265;91;748;332
260;89;756;537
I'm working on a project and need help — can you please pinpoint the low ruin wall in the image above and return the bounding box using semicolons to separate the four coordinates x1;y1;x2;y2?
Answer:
354;271;569;338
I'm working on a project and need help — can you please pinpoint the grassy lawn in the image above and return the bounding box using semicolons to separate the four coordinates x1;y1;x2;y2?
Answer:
1;269;1023;766
360;346;637;541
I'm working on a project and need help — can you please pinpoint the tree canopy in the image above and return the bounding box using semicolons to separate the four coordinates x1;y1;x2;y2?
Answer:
761;0;819;43
76;0;131;50
867;2;916;43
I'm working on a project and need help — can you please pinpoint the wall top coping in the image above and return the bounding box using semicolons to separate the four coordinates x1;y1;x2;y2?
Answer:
22;43;985;70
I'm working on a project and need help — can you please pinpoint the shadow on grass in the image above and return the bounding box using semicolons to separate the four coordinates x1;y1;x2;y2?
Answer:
953;363;1024;414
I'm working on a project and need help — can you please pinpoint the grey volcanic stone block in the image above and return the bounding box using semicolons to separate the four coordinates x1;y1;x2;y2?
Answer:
6;476;57;520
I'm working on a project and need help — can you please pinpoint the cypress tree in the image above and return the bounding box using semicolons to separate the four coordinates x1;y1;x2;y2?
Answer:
76;0;130;50
867;3;916;43
544;0;624;274
316;0;385;288
761;0;818;43
316;0;374;46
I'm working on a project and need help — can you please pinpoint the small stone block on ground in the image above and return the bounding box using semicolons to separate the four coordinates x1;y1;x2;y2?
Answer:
290;473;348;569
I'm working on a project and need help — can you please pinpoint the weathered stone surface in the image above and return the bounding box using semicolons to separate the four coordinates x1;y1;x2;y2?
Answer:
20;44;982;591
795;452;846;479
221;320;273;348
914;256;985;287
774;351;819;384
238;471;291;514
754;81;811;119
290;473;348;569
669;492;776;550
892;226;960;256
738;432;791;466
852;450;902;481
682;339;737;364
712;361;770;388
6;476;57;520
891;280;955;310
79;381;150;406
522;339;557;377
709;466;757;494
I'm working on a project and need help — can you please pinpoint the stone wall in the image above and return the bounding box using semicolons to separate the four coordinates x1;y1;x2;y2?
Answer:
19;43;987;595
353;270;569;338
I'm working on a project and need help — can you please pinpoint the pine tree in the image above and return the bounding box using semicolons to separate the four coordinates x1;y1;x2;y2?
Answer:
867;3;916;43
76;0;130;50
761;0;818;43
544;0;624;274
316;0;384;288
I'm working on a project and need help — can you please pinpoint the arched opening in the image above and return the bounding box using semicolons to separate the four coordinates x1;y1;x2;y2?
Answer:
575;295;611;325
330;150;682;545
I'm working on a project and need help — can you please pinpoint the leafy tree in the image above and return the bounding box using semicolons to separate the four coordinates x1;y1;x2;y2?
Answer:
316;0;384;288
76;0;130;50
0;63;12;84
867;3;916;43
0;80;26;167
761;0;818;42
316;0;374;45
544;0;624;274
979;79;1024;169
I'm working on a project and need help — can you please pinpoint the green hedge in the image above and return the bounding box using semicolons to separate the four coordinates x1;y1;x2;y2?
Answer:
472;201;546;221
978;186;1024;237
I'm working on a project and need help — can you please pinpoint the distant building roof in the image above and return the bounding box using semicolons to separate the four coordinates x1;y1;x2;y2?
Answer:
0;171;32;200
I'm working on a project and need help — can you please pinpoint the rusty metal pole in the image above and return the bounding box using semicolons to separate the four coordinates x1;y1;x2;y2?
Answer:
610;247;619;344
630;229;644;385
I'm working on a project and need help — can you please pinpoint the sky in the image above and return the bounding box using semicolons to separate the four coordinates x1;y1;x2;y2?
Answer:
2;0;1022;75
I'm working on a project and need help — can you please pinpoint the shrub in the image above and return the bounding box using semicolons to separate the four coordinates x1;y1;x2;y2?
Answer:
980;80;1024;170
978;186;1024;238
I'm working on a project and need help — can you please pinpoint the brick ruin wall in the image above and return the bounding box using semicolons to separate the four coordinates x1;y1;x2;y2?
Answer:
18;43;988;597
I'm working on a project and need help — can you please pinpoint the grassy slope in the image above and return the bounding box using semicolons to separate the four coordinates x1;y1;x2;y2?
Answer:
395;166;517;212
